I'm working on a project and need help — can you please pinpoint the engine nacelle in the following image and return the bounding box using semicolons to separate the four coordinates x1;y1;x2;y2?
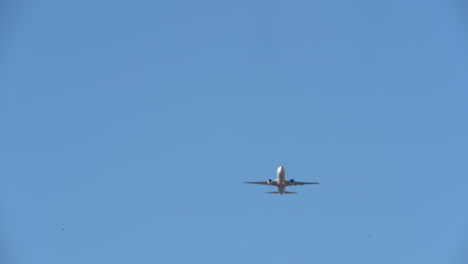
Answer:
267;179;273;184
289;179;295;183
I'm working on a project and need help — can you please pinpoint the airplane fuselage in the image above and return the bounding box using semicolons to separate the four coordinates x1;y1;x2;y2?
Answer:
277;165;285;182
276;166;286;194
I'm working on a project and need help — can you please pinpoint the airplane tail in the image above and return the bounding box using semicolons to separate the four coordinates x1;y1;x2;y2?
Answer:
266;191;297;194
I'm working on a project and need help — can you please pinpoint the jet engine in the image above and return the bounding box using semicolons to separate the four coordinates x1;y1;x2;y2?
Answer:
289;179;295;183
267;179;273;184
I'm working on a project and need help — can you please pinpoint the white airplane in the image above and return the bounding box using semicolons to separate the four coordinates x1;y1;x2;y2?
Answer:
244;166;320;195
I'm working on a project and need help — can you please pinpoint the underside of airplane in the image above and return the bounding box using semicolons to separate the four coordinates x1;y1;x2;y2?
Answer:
244;166;320;195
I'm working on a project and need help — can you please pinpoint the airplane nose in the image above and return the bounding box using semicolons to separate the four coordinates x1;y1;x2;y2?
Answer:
277;166;284;173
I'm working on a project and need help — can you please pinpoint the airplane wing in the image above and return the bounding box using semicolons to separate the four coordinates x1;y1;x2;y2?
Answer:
289;181;320;186
244;181;276;186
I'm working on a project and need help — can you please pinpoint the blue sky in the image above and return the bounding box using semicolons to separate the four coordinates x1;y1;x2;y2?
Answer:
1;1;468;263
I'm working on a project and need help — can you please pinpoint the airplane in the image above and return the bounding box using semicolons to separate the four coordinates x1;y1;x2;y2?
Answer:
244;166;320;195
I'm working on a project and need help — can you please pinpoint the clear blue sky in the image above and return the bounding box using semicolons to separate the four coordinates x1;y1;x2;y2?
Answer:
1;1;468;263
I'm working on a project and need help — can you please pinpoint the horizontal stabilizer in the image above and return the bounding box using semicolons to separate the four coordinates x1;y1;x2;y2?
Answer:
266;191;297;194
266;191;279;194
